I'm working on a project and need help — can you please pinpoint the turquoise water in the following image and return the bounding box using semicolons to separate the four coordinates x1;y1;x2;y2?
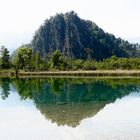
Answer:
0;77;140;140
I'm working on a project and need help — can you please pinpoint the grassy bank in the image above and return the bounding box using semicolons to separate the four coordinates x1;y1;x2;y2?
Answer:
0;70;140;77
18;70;140;77
0;70;13;77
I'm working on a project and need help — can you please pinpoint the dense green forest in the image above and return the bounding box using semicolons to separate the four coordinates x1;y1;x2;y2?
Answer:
0;11;140;72
0;45;140;71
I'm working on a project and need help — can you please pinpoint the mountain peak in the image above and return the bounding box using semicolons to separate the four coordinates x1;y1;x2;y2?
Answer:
31;11;140;60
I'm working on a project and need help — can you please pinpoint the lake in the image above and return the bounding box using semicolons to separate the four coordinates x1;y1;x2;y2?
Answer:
0;77;140;140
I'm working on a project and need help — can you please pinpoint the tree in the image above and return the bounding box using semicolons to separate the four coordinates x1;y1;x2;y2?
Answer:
31;52;50;71
17;45;32;71
49;51;67;70
11;44;32;71
0;46;10;69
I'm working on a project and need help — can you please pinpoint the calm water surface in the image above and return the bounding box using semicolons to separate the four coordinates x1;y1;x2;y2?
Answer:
0;77;140;140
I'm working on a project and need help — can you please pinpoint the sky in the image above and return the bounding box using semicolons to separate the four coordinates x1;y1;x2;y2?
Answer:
0;0;140;53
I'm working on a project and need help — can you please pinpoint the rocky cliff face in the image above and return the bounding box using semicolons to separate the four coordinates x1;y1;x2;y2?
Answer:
31;11;140;60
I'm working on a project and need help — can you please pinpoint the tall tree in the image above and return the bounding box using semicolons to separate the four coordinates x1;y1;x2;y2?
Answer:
12;44;32;71
0;46;10;69
49;50;67;69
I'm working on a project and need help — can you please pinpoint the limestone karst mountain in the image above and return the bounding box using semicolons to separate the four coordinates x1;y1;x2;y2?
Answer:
31;11;140;60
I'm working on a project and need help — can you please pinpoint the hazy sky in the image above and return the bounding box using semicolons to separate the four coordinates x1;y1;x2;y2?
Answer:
0;0;140;52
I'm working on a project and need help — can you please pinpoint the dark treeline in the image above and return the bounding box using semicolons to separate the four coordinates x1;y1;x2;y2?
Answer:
0;45;140;71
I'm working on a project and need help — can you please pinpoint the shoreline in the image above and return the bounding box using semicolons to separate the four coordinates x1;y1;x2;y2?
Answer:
16;70;140;77
1;70;140;77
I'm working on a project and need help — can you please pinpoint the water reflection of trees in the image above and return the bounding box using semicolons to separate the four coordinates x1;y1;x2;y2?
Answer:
0;77;140;127
0;78;10;100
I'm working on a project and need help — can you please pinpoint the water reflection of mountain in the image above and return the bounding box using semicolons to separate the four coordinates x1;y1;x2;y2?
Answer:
39;102;106;127
0;78;140;127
